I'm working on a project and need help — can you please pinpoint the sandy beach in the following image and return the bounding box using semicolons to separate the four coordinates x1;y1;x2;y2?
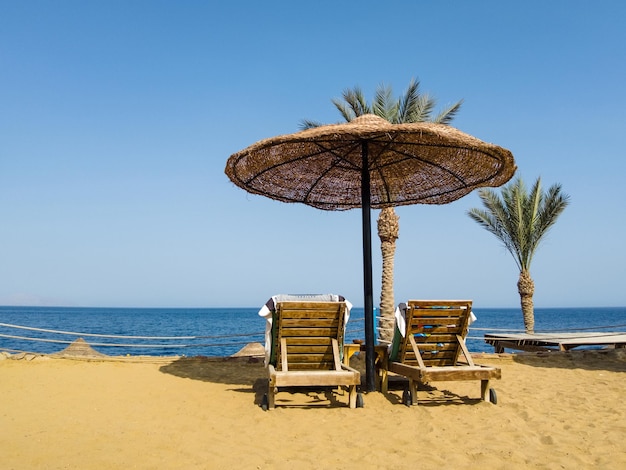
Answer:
1;349;625;469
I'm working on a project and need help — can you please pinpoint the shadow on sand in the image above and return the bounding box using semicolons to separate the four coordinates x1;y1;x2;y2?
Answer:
159;351;517;408
159;355;265;384
512;349;626;372
159;355;269;405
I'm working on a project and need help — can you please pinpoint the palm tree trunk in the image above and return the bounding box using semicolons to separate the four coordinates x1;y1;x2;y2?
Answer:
377;208;399;343
517;269;535;334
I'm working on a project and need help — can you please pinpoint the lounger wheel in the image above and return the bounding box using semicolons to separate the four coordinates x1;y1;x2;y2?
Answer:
402;389;412;406
489;388;498;405
261;393;269;411
356;392;364;408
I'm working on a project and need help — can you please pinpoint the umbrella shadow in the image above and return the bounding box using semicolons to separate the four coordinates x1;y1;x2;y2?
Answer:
159;355;266;384
266;386;360;409
512;349;626;372
159;356;267;403
381;376;484;407
160;356;366;408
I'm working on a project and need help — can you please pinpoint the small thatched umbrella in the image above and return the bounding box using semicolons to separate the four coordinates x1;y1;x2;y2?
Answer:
50;338;108;358
225;114;516;391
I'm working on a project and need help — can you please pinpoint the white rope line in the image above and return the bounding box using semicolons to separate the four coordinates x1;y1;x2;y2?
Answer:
0;333;185;347
2;321;623;351
0;322;362;350
0;332;259;349
0;322;262;340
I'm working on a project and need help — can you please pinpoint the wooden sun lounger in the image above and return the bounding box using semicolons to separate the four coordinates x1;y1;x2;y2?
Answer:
383;300;500;405
264;301;361;410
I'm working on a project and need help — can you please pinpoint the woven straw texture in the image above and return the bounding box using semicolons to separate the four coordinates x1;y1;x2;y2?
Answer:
225;114;516;210
49;338;108;358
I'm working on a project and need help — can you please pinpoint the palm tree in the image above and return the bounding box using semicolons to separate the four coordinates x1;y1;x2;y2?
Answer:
301;79;462;343
467;177;570;333
376;205;400;343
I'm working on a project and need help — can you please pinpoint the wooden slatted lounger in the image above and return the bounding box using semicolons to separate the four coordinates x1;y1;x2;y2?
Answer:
384;300;500;405
263;300;362;410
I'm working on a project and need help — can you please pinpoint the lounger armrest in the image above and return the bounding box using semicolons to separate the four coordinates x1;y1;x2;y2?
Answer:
340;363;360;375
332;338;342;371
408;334;427;369
280;337;289;371
456;335;475;366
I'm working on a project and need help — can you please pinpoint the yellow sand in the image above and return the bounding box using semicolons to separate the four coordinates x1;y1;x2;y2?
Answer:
1;350;625;469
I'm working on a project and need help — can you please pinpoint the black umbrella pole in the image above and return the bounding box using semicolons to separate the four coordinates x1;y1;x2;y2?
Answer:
361;142;377;393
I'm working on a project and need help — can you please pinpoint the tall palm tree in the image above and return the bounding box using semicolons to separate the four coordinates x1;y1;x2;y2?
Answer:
467;177;570;333
301;79;462;343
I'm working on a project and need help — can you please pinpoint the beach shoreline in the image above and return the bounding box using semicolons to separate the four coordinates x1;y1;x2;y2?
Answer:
1;349;625;469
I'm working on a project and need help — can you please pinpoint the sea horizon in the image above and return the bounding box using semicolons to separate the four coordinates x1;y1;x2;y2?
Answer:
2;303;625;309
2;305;625;357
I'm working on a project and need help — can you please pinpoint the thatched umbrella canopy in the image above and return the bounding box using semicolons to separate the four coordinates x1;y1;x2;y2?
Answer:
50;338;108;358
226;114;515;209
225;114;516;391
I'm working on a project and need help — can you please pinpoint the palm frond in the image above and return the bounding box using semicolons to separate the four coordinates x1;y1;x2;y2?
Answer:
298;119;323;130
468;177;569;273
469;188;524;270
530;182;571;259
503;178;530;269
408;94;436;122
372;83;397;123
332;98;355;122
397;78;421;123
321;77;464;127
432;100;464;125
336;87;371;120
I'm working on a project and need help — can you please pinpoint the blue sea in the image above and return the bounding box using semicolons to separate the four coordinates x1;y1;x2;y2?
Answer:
1;306;625;357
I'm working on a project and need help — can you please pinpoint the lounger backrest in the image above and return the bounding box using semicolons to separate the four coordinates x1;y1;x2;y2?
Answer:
275;301;346;371
399;300;472;367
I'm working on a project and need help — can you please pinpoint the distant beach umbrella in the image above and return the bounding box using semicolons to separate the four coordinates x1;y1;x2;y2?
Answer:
225;114;516;391
50;338;108;358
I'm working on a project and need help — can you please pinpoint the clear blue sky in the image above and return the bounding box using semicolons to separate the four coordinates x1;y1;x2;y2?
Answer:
1;1;624;309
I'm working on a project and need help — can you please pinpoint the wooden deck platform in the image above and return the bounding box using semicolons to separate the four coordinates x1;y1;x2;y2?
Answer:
484;332;626;353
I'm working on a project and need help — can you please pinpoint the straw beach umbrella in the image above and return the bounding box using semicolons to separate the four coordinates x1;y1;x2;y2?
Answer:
225;114;516;391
